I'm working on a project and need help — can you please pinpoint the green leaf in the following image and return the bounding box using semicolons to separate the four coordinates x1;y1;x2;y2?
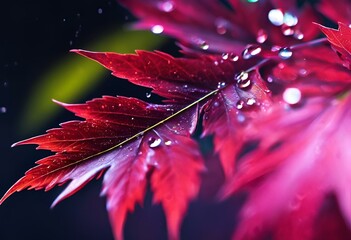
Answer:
19;30;166;135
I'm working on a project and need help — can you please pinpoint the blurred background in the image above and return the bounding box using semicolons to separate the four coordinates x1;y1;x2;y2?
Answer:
0;0;243;239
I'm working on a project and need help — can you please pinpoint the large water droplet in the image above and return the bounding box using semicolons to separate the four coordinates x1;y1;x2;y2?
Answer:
256;29;268;43
157;1;175;12
242;45;262;59
149;137;162;148
278;47;293;59
268;9;284;26
151;25;164;34
283;12;298;27
283;88;301;105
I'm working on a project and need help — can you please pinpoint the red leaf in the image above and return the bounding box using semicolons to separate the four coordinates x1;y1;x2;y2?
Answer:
1;95;204;240
222;94;351;239
318;22;351;69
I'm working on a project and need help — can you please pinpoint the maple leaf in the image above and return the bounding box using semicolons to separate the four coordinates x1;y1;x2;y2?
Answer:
318;22;351;69
5;0;351;240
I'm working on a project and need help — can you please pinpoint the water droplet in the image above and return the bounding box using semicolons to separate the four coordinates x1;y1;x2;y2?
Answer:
213;101;220;107
235;71;251;89
222;53;229;60
281;25;294;36
246;98;256;106
149;137;162;148
268;9;284;26
267;76;274;83
217;82;226;89
278;47;293;59
229;53;239;61
97;8;103;14
283;12;298;27
256;29;267;43
215;18;228;35
236;100;244;109
199;41;209;50
157;1;175;12
0;107;7;113
146;92;152;98
294;30;304;40
283;88;301;105
214;61;219;66
151;25;164;34
242;45;262;59
165;140;172;146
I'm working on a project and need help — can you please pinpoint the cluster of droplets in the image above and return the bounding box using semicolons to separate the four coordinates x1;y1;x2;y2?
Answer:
268;9;304;40
222;52;239;61
148;137;172;148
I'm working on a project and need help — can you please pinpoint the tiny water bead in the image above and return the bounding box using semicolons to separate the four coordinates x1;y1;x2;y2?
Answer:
151;25;164;34
199;41;209;50
149;137;162;148
242;45;262;59
283;88;301;105
157;0;175;12
146;92;152;98
0;107;7;113
278;47;293;59
236;100;244;109
217;82;226;89
215;18;229;35
256;29;268;43
281;25;294;36
164;140;172;146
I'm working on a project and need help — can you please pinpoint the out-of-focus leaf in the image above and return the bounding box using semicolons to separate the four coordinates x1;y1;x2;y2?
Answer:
19;29;166;134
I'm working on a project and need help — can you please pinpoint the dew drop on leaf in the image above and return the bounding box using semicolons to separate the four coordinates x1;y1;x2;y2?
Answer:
217;82;226;89
283;12;298;27
229;53;239;61
294;30;304;40
278;47;293;59
256;29;268;43
157;0;175;12
242;45;262;59
268;9;284;26
199;41;209;50
246;98;256;106
236;100;244;109
215;18;228;35
222;53;229;60
149;137;162;148
281;25;294;36
151;25;164;34
283;88;301;105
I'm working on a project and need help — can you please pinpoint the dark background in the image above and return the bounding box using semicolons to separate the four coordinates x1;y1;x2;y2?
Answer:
0;1;244;239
